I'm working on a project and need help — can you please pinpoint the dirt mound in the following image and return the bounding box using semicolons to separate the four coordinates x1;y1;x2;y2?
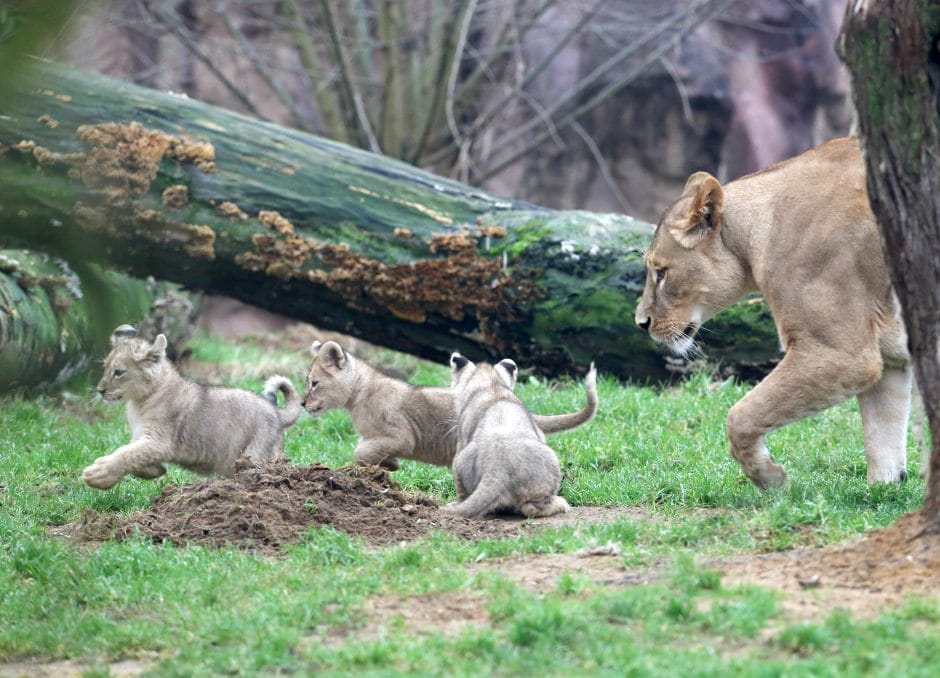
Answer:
74;460;538;554
719;509;940;618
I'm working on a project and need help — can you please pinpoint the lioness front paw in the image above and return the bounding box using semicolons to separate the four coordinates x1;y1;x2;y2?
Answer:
82;458;122;490
746;461;788;490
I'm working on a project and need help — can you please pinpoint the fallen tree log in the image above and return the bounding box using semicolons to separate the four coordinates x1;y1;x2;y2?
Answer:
0;250;197;393
0;58;780;381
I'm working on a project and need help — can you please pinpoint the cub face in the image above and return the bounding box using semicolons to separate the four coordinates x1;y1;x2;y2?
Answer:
97;326;168;402
302;340;355;415
635;171;749;356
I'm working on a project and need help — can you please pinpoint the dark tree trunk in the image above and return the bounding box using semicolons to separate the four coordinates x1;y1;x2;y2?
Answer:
0;250;196;393
0;58;782;382
839;0;940;517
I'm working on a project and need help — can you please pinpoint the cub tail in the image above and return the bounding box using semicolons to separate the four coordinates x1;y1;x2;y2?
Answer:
443;475;508;519
531;362;598;434
263;375;302;429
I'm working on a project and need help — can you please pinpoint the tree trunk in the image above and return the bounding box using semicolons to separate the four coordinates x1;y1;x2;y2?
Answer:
0;58;781;381
0;250;196;393
839;1;940;516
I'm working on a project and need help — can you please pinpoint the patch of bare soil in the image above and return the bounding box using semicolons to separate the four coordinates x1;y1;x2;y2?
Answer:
68;460;646;555
717;510;940;621
0;658;150;677
307;591;493;650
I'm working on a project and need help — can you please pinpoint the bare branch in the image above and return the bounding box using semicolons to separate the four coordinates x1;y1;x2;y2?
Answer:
149;2;264;119
571;120;635;214
478;0;736;182
426;0;608;167
445;0;480;151
318;0;381;153
216;0;310;131
281;0;350;142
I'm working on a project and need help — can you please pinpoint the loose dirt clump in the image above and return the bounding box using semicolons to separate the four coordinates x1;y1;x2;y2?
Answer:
74;460;521;554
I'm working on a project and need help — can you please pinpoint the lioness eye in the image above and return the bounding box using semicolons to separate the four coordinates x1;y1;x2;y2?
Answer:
113;369;125;378
655;268;666;283
309;380;319;389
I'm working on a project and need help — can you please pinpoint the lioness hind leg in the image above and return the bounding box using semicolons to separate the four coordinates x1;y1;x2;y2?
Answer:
520;495;570;518
726;347;881;489
857;366;912;483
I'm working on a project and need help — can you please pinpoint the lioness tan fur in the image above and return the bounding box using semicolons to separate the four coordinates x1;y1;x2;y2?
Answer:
301;340;597;470
444;353;569;518
82;325;301;490
635;137;912;488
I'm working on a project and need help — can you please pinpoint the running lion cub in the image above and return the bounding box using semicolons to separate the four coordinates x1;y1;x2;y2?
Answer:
82;325;301;490
302;340;597;470
444;352;572;519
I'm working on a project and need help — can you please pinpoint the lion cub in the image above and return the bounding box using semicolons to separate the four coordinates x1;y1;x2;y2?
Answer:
82;325;301;490
302;340;597;470
444;353;571;519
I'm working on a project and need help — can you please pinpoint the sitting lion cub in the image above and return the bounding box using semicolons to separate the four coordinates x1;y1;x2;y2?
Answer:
82;325;301;490
444;353;570;519
302;340;597;470
635;137;912;488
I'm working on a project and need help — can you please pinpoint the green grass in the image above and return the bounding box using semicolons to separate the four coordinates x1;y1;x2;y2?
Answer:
0;332;935;675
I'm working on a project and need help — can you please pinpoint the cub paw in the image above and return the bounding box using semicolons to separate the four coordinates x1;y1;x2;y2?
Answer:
82;459;122;490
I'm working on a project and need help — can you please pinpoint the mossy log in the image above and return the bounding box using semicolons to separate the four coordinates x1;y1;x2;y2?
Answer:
0;59;780;381
0;250;196;393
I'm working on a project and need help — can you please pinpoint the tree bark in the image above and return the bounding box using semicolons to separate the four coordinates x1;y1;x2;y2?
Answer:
0;250;196;393
0;58;781;381
839;0;940;516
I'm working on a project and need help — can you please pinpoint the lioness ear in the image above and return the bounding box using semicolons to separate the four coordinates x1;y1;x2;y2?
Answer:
311;340;323;356
139;334;167;364
110;324;138;346
450;352;470;371
318;341;347;370
496;359;518;389
670;171;724;249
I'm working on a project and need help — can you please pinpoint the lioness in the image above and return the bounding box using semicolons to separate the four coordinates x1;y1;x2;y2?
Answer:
445;353;569;518
302;340;597;469
83;325;301;490
635;137;911;488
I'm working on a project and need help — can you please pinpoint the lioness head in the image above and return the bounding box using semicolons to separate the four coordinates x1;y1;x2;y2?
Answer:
302;340;355;415
635;171;750;355
97;325;168;402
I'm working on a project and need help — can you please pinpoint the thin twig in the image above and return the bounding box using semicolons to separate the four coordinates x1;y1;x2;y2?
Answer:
571;120;636;214
318;0;381;153
216;0;310;130
659;55;694;125
281;0;349;141
150;3;264;118
427;0;608;167
478;0;735;182
445;0;480;151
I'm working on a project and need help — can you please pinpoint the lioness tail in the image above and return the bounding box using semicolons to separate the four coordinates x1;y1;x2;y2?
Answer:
531;362;598;434
263;376;302;428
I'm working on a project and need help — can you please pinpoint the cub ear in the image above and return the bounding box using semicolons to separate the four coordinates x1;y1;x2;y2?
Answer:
496;359;518;389
318;340;347;370
450;352;470;371
670;171;724;249
110;324;138;346
139;334;167;364
310;340;323;356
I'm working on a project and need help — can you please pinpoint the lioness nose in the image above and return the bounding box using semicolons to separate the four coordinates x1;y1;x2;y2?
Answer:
636;316;651;332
